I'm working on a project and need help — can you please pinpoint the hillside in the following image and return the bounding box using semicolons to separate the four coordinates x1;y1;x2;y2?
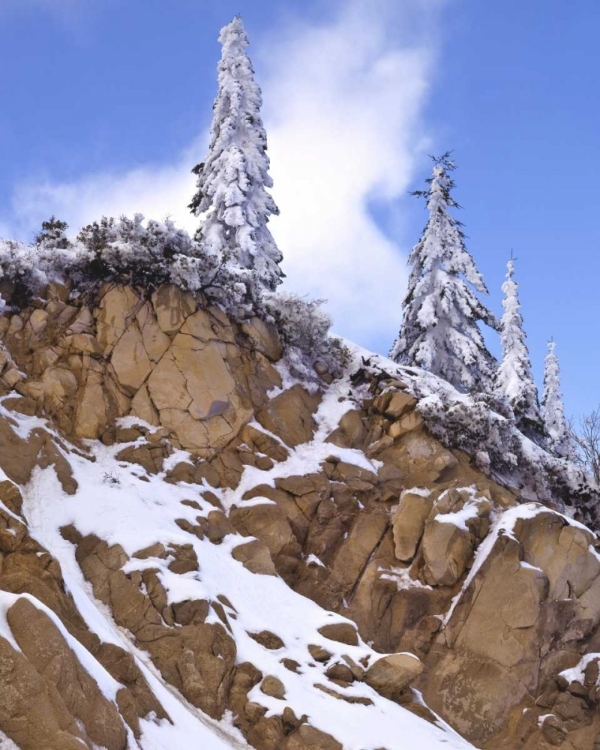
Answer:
0;280;596;749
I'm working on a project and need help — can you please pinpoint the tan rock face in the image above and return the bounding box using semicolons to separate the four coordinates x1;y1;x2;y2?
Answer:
421;518;473;586
7;599;128;750
96;285;140;351
330;512;389;597
392;491;433;562
241;317;283;362
420;509;600;748
0;284;282;454
5;287;600;750
75;372;108;439
257;384;321;448
0;634;90;750
136;301;171;362
0;507;165;749
151;284;196;335
68;530;237;721
131;383;160;426
43;366;78;406
147;350;190;411
110;324;152;394
230;503;299;561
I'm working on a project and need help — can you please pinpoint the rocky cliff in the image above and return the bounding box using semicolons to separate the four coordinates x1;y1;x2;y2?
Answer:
0;281;598;750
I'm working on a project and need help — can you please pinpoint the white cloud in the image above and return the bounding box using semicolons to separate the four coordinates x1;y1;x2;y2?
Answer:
262;0;438;347
1;0;441;352
7;142;203;241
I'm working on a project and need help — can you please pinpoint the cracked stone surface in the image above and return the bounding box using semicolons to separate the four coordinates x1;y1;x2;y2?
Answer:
1;283;280;454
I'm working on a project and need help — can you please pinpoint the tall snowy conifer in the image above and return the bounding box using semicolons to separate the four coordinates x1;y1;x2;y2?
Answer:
190;16;283;295
495;258;543;438
542;340;572;457
390;154;497;391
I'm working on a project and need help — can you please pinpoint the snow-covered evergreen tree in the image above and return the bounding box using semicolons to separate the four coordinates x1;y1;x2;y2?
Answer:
495;258;543;438
390;154;497;392
190;16;283;298
542;340;572;457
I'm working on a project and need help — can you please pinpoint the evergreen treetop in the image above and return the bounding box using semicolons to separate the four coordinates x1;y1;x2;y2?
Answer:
390;154;497;392
542;339;572;457
495;257;543;439
190;16;283;297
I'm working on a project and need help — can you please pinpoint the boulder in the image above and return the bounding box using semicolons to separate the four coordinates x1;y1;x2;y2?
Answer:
231;540;277;576
33;346;62;373
248;631;285;650
516;513;600;600
325;409;366;449
388;410;424;439
283;725;343;750
65;333;103;356
379;432;460;487
27;309;49;337
66;307;94;335
240;424;289;463
363;653;424;701
385;390;417;418
260;675;286;699
3;367;23;388
247;716;285;750
0;480;23;515
326;662;355;684
318;622;359;646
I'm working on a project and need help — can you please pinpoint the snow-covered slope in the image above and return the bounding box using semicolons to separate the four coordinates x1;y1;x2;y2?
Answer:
10;375;473;750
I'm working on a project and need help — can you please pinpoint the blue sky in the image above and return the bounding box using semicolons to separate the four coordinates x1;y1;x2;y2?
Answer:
0;0;598;419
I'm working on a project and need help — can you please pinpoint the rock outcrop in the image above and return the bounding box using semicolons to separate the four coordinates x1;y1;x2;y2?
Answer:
0;282;598;749
0;283;281;457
